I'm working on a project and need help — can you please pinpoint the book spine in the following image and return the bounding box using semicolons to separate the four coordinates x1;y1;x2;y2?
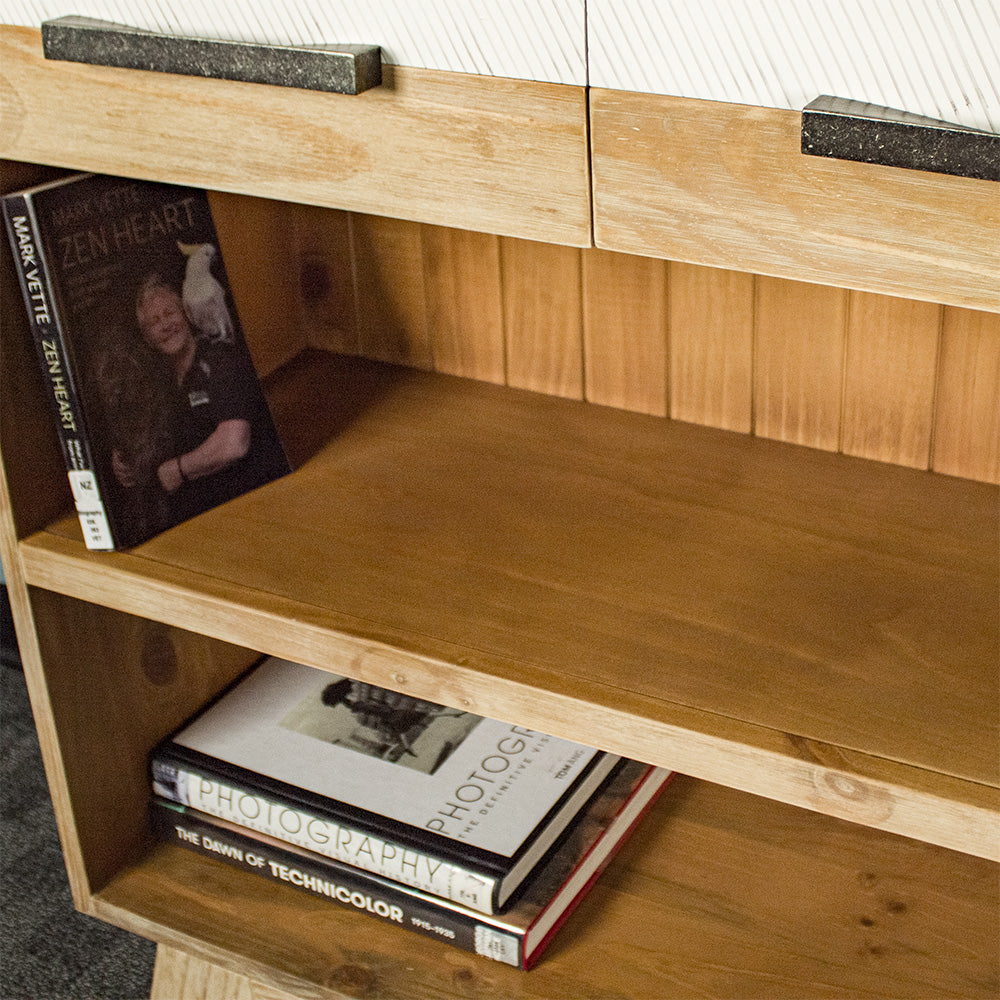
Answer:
151;754;501;914
2;192;114;549
152;799;527;968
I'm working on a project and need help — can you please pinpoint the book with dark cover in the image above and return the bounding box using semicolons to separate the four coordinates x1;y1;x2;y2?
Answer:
2;172;289;549
151;656;622;914
151;759;672;968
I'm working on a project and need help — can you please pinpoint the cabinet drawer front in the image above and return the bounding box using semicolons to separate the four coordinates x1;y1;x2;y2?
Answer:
588;0;999;134
0;25;591;247
590;89;999;311
4;0;588;84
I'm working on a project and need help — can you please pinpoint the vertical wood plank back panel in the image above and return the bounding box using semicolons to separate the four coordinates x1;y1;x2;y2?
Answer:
841;293;941;469
319;207;992;483
582;248;668;416
669;263;755;433
933;307;1000;484
350;214;432;370
755;278;849;451
501;238;584;399
421;225;505;384
288;203;358;357
206;193;306;380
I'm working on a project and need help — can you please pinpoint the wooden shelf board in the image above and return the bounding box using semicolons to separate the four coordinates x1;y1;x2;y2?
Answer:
91;776;999;1000
19;351;999;858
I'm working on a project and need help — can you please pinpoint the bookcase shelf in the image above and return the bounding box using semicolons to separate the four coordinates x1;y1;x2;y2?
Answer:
87;777;997;1000
11;579;998;999
1;17;997;1000
14;349;1000;864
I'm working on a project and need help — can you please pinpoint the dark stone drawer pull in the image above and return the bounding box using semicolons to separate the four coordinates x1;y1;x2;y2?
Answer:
41;15;382;95
801;95;998;181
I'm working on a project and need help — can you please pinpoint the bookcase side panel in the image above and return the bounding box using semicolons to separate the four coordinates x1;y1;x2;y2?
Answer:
0;564;93;909
29;589;259;896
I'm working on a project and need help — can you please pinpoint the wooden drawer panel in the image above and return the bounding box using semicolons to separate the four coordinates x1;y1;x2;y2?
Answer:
0;25;592;246
590;89;999;311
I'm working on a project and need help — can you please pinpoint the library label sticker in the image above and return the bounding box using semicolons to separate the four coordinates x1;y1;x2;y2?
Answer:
474;927;518;966
68;471;113;549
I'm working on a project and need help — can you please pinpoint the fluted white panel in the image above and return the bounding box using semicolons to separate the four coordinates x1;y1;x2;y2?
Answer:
8;0;998;126
3;0;588;83
589;0;999;132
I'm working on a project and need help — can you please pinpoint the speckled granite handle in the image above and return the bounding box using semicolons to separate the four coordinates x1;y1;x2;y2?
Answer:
801;95;998;181
41;15;382;95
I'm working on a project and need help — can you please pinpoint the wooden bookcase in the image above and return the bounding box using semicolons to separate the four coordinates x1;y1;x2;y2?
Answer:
2;23;997;1000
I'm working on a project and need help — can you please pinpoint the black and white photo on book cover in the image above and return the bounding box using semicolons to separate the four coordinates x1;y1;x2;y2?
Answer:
280;677;481;775
2;171;289;549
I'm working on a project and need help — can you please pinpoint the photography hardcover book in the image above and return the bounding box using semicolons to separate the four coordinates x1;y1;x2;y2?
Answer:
152;759;673;968
151;656;622;914
2;171;289;549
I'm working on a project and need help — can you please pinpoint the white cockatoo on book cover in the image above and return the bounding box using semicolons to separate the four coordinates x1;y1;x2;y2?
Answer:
177;241;235;344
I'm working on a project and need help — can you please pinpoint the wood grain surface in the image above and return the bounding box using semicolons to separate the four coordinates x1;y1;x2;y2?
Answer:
16;353;998;859
3;38;998;1000
668;262;754;433
934;306;1000;483
107;776;998;1000
273;211;999;482
591;88;1000;313
0;26;591;246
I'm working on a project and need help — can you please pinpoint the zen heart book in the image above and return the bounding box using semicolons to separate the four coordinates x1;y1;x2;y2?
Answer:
2;171;289;549
152;760;673;968
151;657;622;914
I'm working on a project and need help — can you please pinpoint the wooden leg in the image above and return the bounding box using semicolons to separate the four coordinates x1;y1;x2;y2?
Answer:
150;946;256;1000
149;947;308;1000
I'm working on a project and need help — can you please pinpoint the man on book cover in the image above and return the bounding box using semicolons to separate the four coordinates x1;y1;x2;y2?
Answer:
106;265;287;528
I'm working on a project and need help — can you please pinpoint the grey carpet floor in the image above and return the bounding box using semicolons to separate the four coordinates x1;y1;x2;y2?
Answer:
1;662;158;1000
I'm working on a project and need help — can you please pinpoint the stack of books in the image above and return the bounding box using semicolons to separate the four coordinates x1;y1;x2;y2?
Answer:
149;656;673;968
